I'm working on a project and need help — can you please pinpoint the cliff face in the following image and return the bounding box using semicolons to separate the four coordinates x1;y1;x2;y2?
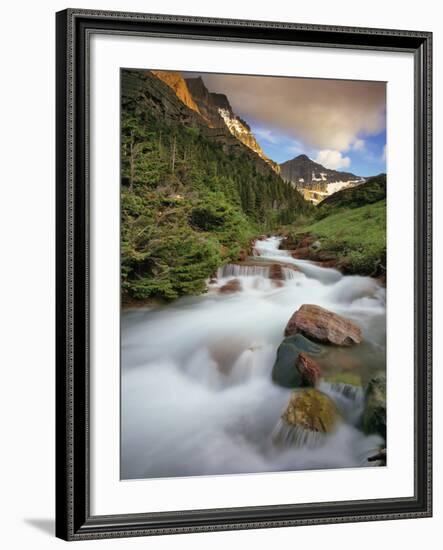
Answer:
120;69;311;305
151;70;201;114
185;77;279;173
123;70;279;177
217;107;280;174
122;71;203;128
185;77;224;127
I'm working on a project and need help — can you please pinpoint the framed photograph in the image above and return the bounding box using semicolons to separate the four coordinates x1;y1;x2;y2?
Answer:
55;8;432;541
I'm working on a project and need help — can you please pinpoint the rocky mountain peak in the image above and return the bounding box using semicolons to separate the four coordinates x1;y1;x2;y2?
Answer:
280;154;365;204
210;92;233;115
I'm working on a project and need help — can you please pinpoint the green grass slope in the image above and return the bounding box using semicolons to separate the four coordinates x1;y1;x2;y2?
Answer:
318;174;386;218
294;199;386;275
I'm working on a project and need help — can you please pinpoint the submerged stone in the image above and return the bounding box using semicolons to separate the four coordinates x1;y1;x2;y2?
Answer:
269;263;284;280
219;278;241;293
360;372;386;440
368;447;387;467
323;371;363;387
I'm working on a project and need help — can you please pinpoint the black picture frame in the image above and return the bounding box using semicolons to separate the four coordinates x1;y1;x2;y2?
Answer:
55;8;432;541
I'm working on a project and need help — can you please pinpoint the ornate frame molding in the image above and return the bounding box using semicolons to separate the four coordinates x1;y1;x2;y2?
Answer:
55;9;432;541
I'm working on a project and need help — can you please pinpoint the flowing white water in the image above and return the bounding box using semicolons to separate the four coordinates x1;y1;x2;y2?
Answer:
122;237;385;479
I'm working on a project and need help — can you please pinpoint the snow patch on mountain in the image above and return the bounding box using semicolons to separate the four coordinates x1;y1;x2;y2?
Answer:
327;180;364;195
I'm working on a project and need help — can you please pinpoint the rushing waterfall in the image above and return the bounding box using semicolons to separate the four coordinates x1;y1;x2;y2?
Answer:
122;237;386;480
217;264;270;278
272;420;326;449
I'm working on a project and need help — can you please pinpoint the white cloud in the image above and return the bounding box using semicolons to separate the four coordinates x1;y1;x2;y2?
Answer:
315;150;351;170
196;73;386;152
382;144;387;161
352;138;365;151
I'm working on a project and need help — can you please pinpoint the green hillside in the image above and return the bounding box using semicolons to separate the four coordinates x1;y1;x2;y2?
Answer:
121;70;310;303
317;174;386;218
294;199;386;275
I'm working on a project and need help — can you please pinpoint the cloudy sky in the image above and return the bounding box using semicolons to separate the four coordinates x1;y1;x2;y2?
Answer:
185;71;386;177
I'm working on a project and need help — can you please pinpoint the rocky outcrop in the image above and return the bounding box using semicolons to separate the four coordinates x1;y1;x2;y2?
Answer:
360;372;386;440
151;71;201;114
185;76;280;173
281;388;340;433
291;247;312;260
217;106;280;173
219;279;242;294
121;70;204;129
272;334;323;388
185;77;225;127
284;304;362;346
279;235;338;265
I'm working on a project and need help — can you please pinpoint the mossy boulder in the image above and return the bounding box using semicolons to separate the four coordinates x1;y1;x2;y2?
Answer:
271;334;324;388
360;372;386;440
282;388;341;433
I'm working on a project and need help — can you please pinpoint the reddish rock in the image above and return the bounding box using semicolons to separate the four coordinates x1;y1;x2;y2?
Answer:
238;249;248;262
291;247;312;259
247;239;256;256
299;235;315;248
312;259;338;269
219;279;241;294
269;263;284;280
284;304;362;346
296;352;321;386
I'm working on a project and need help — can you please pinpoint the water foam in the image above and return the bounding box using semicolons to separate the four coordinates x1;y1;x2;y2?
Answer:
121;237;386;479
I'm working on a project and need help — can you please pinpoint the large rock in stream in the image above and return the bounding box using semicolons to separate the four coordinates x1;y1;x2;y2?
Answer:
219;278;241;294
273;388;341;448
284;304;362;346
272;334;323;388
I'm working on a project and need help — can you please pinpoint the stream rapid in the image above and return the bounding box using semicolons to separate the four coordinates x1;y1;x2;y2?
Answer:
121;237;386;479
